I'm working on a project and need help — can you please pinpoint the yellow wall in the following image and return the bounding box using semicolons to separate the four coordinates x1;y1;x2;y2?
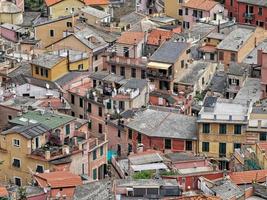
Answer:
198;123;246;158
49;0;84;19
165;0;182;20
69;58;90;71
0;133;50;185
0;12;23;24
34;16;77;48
32;58;68;81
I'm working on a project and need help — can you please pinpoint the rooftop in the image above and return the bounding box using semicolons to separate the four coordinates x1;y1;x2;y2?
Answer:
9;110;75;129
184;0;219;11
229;169;267;185
1;123;50;139
51;49;88;63
164;152;205;162
207;71;227;94
217;27;254;51
126;108;197;139
115;179;178;187
116;32;145;45
243;39;267;65
81;6;110;19
120;12;146;26
150;40;189;63
227;62;250;76
251;98;267;114
89;71;124;83
0;1;21;13
207;32;226;40
30;53;65;69
129;152;163;165
238;0;267;7
147;28;174;46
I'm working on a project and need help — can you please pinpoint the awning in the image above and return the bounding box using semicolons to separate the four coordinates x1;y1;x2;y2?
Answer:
147;62;171;70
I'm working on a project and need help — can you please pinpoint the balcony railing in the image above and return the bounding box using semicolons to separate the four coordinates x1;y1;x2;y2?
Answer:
243;12;254;20
146;71;173;80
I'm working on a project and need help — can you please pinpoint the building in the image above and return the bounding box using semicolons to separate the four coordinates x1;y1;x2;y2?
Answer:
80;6;111;26
165;0;187;21
147;40;190;91
0;23;28;43
106;31;147;80
34;171;82;199
225;0;267;29
0;0;23;25
182;0;225;29
126;107;197;153
197;97;248;169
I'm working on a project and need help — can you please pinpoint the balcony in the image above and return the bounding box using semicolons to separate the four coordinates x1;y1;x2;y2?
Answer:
146;70;173;81
243;12;254;20
107;56;147;68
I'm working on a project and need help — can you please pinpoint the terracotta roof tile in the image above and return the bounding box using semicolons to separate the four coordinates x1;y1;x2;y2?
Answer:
147;29;174;46
117;32;145;45
84;0;109;5
34;171;82;188
44;0;61;6
0;187;8;197
229;169;267;185
184;0;219;11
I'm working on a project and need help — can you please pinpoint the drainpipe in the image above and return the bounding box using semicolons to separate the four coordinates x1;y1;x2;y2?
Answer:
67;50;70;71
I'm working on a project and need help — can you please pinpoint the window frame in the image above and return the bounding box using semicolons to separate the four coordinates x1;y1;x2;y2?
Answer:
165;138;172;149
13;139;20;147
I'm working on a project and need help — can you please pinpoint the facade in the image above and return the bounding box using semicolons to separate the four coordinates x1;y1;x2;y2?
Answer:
80;6;111;26
0;23;28;43
0;0;23;25
165;0;187;21
197;97;248;169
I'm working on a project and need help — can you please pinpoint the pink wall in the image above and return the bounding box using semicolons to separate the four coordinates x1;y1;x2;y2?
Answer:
0;27;18;42
261;52;267;97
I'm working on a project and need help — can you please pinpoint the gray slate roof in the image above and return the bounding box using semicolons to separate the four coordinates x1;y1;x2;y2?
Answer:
31;53;65;69
81;6;110;19
228;62;250;76
243;40;267;64
1;123;50;139
55;71;90;87
208;71;227;94
129;153;163;165
126;108;197;140
238;0;267;7
217;27;254;51
120;12;145;25
115;179;178;187
121;79;147;91
150;40;189;63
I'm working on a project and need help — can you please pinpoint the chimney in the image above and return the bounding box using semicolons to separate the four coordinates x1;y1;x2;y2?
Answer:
217;20;220;33
257;49;263;66
158;34;162;46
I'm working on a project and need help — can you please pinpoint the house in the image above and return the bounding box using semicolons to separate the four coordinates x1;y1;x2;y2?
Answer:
182;0;225;30
34;15;77;48
258;48;267;98
217;26;264;67
31;53;68;81
113;179;181;199
0;23;28;43
106;31;147;80
80;6;111;26
165;0;186;21
197;97;249;170
34;171;82;199
147;40;191;91
46;27;108;72
0;0;23;25
225;0;267;29
126;107;197;153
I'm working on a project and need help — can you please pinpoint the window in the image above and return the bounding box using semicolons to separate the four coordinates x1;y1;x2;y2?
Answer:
234;143;241;149
65;7;69;11
210;53;215;60
128;129;132;139
219;124;227;134
88;120;92;129
230;52;236;62
219;143;226;157
87;103;91;113
117;144;121;156
178;9;183;16
202;123;210;133
14;177;21;186
260;133;267;141
202;142;209;152
98;107;102;117
218;51;224;61
40;68;44;76
79;115;83;119
165;138;172;149
259;7;263;15
185;8;188;15
67;21;72;27
93;168;97;180
50;30;54;37
71;94;75;104
36;165;44;173
128;143;132;153
141;70;146;79
98;123;103;133
71;111;75;116
230;0;233;6
79;98;83;108
13;158;21;168
100;146;103;156
123;47;129;57
111;65;116;73
35;66;39;74
181;60;184;68
193;10;197;17
118;130;121;138
234;124;242;134
78;64;83;70
8;115;12;120
137;133;142;143
93;150;97;160
202;77;205;85
94;55;98;61
13;139;20;147
131;68;136;78
120;67;125;76
65;124;70;135
186;141;192;151
35;137;40;149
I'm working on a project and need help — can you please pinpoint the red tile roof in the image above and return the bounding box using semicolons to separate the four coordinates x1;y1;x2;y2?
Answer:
45;0;109;7
229;169;267;185
198;45;217;53
147;29;174;46
184;0;219;11
0;187;8;197
34;171;82;188
117;32;145;45
44;0;62;6
37;98;67;109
